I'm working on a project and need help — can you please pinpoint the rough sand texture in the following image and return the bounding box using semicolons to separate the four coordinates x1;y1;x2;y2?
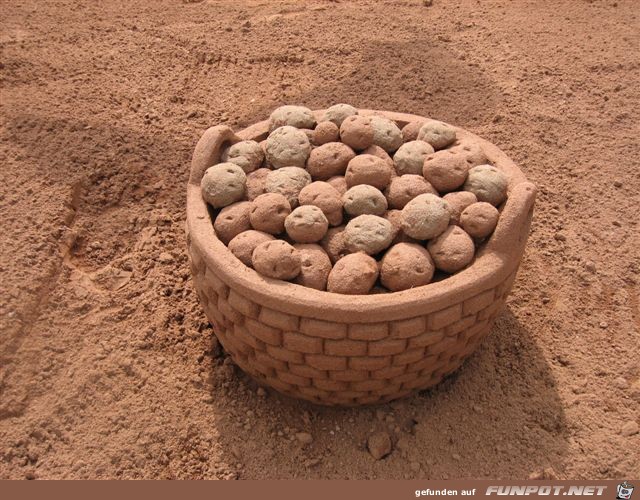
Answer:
1;0;639;480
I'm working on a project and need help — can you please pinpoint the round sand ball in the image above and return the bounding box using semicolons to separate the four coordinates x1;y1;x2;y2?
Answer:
423;150;471;193
221;140;264;173
385;175;437;209
443;191;478;225
417;120;457;150
401;193;451;240
401;120;428;142
393;140;435;176
265;126;312;169
343;185;388;216
228;230;275;267
344;215;394;255
370;115;403;152
249;193;291;234
312;121;340;146
298;181;343;226
345;154;393;190
326;175;348;196
327;253;379;295
361;144;395;169
201;163;246;209
269;105;316;131
322;103;358;127
265;166;312;207
245;167;270;201
252;240;301;280
339;115;374;151
383;210;416;244
450;140;489;167
213;201;252;245
427;225;475;273
284;205;329;243
293;243;332;290
380;243;435;291
306;142;356;180
463;164;508;206
321;225;349;264
460;202;500;239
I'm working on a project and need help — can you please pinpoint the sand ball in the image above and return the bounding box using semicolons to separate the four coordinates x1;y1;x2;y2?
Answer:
393;140;435;176
201;162;246;208
312;121;340;146
361;144;395;169
460;202;500;239
401;120;428;142
252;240;301;280
380;243;435;291
221;140;264;173
213;201;252;245
320;225;349;264
245;167;270;201
401;193;451;240
383;210;416;244
463;164;508;206
327;253;379;295
370;115;403;152
343;185;388;216
344;214;394;255
228;230;275;267
284;205;329;243
298;181;343;226
385;175;437;209
293;243;332;290
340;115;374;151
265;125;312;169
442;191;478;225
345;154;393;189
265;166;312;207
249;193;291;234
322;103;358;127
449;140;489;167
326;175;348;196
427;225;475;273
269;105;316;131
423;150;471;193
306;142;356;180
417;120;457;150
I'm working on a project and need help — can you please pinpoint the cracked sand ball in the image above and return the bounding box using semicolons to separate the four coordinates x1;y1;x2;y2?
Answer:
339;115;374;151
245;167;270;201
249;192;292;234
449;140;489;167
423;150;471;193
463;164;508;206
383;209;417;244
370;115;403;152
213;201;252;245
298;181;343;226
221;140;264;173
401;119;428;142
460;201;500;239
322;103;358;127
312;121;340;146
393;140;435;176
228;230;275;267
443;190;478;225
269;105;316;131
361;144;395;170
265;125;312;169
380;242;435;291
293;243;332;290
427;225;475;273
343;184;388;216
345;154;393;190
344;214;394;255
284;205;329;243
252;240;301;280
306;142;356;180
327;253;379;295
320;225;349;264
265;166;312;207
401;193;451;240
385;175;437;209
326;175;348;196
201;162;246;208
417;120;457;150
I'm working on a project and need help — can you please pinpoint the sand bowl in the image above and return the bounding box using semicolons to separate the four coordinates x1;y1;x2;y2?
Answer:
186;109;536;406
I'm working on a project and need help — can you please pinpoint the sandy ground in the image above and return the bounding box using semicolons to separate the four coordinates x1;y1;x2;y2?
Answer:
1;0;639;480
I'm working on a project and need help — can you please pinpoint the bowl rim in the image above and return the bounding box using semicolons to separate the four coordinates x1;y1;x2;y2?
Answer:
186;109;536;323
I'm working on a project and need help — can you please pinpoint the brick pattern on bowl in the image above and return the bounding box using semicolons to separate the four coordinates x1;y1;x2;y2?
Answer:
188;234;519;406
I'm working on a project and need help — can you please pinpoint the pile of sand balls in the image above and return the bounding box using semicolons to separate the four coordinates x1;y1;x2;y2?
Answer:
200;105;508;295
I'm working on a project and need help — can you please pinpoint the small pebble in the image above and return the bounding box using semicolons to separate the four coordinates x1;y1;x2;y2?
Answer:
620;421;639;436
367;432;392;460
